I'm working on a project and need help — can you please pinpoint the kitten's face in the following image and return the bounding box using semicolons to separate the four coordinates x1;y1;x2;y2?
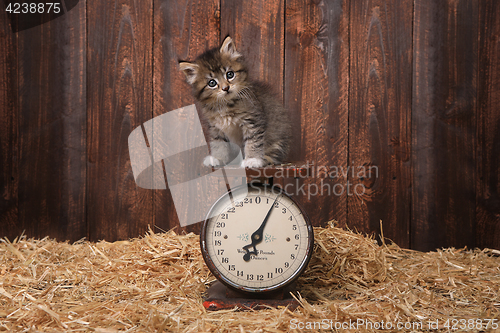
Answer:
179;37;249;107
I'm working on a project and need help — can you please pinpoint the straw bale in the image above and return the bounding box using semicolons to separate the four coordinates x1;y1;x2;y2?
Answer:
0;222;499;332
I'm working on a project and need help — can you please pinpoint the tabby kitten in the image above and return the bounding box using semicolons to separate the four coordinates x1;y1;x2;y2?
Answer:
179;36;290;168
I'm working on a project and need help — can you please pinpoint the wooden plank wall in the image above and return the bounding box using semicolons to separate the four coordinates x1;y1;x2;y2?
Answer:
0;3;18;240
1;0;87;242
87;0;153;241
349;0;412;248
477;0;500;251
412;0;478;251
0;0;499;251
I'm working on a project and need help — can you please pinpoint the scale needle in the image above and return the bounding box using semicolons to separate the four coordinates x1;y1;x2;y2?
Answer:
242;194;280;262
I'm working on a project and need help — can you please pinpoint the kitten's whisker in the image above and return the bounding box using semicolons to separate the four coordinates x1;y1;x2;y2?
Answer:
243;87;257;102
236;91;246;104
237;88;249;103
239;87;257;106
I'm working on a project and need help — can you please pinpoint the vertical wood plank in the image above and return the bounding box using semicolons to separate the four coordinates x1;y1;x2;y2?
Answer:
0;8;19;240
16;1;86;242
476;0;500;250
153;0;220;234
87;0;153;241
412;0;478;251
347;0;412;247
221;0;284;98
285;0;349;227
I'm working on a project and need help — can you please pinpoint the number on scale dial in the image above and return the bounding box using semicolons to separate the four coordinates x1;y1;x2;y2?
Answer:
201;184;313;293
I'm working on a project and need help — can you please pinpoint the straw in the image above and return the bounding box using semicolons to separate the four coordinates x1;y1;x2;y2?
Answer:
0;223;498;332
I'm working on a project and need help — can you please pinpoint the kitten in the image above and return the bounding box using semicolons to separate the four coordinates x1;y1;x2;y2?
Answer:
179;36;290;168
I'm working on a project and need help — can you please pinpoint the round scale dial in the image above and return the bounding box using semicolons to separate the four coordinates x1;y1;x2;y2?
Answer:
201;184;314;293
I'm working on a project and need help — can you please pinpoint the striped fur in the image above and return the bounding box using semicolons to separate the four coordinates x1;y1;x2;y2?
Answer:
179;36;291;168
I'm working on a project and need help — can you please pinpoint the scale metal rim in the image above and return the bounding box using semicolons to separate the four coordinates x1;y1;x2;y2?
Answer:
200;183;314;294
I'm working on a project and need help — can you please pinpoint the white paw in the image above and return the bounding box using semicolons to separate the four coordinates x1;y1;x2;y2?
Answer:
203;156;221;167
240;158;266;168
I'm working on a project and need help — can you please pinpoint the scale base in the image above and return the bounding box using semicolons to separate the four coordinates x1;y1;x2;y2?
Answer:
203;281;299;311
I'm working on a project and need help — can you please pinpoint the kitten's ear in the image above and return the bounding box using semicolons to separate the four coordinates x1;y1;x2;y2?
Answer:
179;61;199;85
220;36;242;59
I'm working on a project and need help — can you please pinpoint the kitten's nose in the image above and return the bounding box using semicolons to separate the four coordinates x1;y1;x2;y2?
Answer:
222;85;230;92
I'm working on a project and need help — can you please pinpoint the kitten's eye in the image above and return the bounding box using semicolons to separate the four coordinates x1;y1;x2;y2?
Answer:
226;71;235;80
208;79;217;87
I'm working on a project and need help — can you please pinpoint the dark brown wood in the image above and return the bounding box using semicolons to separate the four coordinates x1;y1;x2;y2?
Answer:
284;0;349;228
153;0;220;234
87;0;153;241
15;1;86;242
348;0;412;247
221;0;284;99
2;0;499;251
476;0;500;250
412;0;478;251
0;7;19;241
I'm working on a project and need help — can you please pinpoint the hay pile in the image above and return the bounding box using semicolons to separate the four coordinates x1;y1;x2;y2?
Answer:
0;222;499;332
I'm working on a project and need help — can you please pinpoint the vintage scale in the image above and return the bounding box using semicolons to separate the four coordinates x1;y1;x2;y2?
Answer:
200;164;314;311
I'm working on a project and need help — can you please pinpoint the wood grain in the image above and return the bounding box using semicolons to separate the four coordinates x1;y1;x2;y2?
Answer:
285;0;349;227
153;0;220;234
476;0;500;250
87;0;153;241
412;0;478;251
0;7;19;240
15;0;86;242
1;0;499;250
221;0;284;99
348;0;412;247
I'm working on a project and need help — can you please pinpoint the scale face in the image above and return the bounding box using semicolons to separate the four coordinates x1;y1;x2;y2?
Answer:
201;184;314;294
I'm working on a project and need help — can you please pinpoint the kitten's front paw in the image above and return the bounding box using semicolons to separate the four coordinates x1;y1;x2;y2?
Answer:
203;156;221;167
240;158;266;168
